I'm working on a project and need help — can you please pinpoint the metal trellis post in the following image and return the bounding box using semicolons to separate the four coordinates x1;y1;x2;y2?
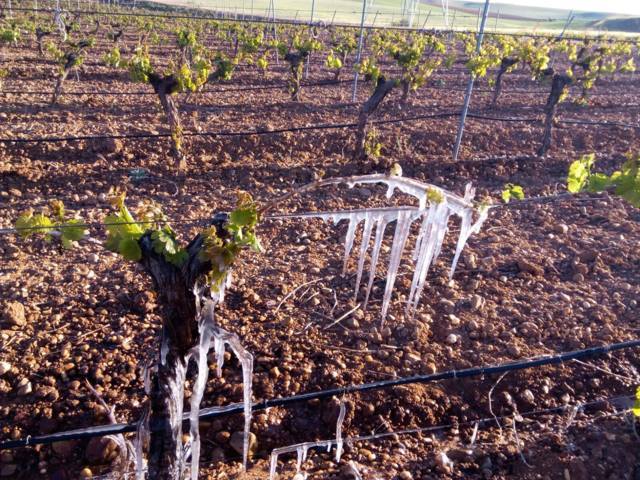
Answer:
452;0;490;161
305;0;315;79
351;0;367;102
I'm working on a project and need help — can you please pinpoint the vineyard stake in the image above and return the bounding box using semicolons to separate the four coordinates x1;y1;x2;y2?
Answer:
550;10;574;69
421;9;431;30
371;10;379;27
304;0;315;79
351;0;368;102
452;0;490;162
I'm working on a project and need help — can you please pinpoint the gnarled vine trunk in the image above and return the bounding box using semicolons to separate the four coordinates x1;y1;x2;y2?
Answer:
538;72;572;156
354;77;396;160
400;78;411;103
35;28;50;56
492;57;518;107
149;73;186;170
51;52;79;105
139;215;228;479
284;51;307;101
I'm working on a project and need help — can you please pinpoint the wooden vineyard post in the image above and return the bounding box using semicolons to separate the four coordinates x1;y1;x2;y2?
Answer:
452;0;490;162
351;0;368;102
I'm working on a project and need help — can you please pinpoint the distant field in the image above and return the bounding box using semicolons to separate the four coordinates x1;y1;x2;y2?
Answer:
148;0;640;34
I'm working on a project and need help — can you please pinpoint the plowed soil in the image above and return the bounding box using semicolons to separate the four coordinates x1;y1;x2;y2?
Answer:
1;24;640;480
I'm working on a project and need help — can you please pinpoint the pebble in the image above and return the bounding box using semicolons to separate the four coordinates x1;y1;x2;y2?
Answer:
448;314;461;326
85;436;120;464
16;379;32;396
508;344;521;356
0;362;11;376
520;389;535;404
2;301;26;327
345;317;360;329
229;431;257;457
554;223;569;234
470;294;485;311
359;448;376;461
80;468;93;478
439;299;456;313
446;334;458;345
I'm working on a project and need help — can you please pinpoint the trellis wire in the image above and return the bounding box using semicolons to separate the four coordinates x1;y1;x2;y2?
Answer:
1;338;638;449
1;110;637;145
85;392;635;479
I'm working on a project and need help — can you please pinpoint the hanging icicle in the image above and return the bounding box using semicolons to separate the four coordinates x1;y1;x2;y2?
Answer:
286;174;489;323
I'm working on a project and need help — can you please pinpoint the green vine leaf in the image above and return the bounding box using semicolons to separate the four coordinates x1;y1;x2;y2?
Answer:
501;184;525;203
119;237;142;261
14;201;86;249
567;154;595;193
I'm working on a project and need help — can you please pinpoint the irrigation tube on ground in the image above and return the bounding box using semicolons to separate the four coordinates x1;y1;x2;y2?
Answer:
2;111;638;145
1;338;639;450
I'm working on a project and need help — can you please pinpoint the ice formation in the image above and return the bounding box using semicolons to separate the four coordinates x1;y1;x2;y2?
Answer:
269;399;347;480
335;400;347;462
132;280;254;479
187;288;254;476
289;174;488;323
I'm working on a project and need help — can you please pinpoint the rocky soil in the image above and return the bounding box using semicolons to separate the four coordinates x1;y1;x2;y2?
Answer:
0;18;639;480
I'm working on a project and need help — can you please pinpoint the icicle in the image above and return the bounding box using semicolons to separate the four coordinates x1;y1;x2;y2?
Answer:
188;300;216;480
296;446;304;472
342;216;361;274
363;216;388;309
214;337;225;377
450;206;489;279
380;211;413;325
347;461;363;480
134;409;149;480
406;202;451;318
166;356;189;478
269;451;279;480
335;400;347;463
269;440;335;480
210;328;254;471
160;334;169;366
289;175;488;320
353;212;375;301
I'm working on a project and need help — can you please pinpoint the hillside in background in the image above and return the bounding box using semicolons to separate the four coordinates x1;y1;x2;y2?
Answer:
422;0;640;32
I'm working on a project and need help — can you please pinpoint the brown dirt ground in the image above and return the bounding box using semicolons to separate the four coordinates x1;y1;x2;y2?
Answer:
0;21;640;480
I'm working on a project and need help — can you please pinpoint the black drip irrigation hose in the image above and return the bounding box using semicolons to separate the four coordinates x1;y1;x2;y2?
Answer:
0;79;354;97
1;338;638;450
0;111;459;144
2;109;635;145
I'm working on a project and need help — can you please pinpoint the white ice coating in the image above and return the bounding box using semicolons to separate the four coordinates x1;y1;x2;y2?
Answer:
132;279;253;479
208;317;254;471
269;399;347;480
167;357;189;478
379;210;414;325
296;175;488;323
187;300;216;480
335;400;347;463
